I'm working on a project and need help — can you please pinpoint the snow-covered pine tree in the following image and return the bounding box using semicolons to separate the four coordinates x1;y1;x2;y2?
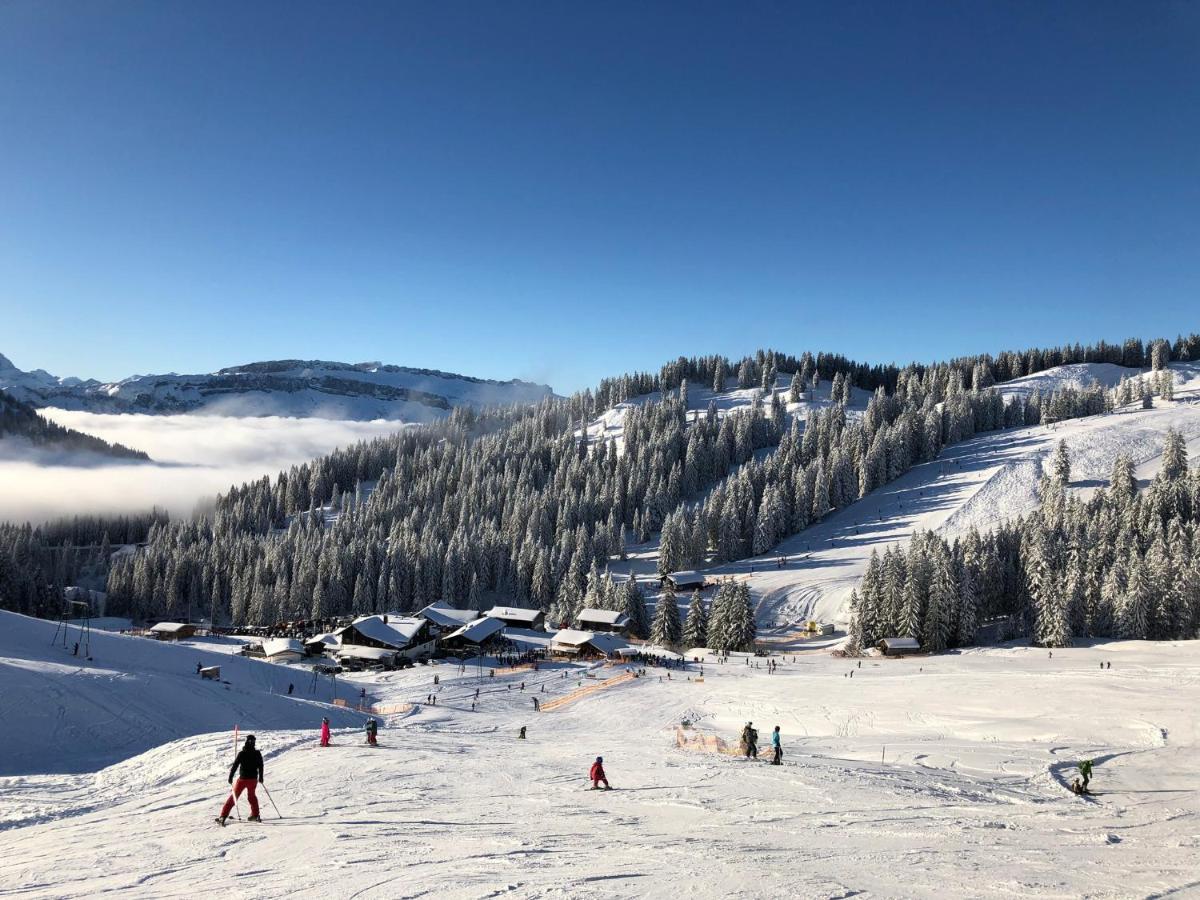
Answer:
683;590;708;648
730;582;757;651
706;579;732;652
789;370;804;403
650;582;682;647
1117;561;1150;640
622;577;650;639
1051;440;1071;485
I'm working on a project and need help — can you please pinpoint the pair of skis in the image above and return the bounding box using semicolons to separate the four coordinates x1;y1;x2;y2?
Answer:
216;782;282;826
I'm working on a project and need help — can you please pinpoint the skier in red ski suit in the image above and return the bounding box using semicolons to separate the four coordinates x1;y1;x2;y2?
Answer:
218;735;264;824
320;717;331;747
589;756;610;790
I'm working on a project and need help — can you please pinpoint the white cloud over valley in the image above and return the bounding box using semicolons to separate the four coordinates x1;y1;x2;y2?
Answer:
0;411;408;524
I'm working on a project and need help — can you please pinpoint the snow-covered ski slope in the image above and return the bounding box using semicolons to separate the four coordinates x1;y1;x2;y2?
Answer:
0;612;365;777
584;374;871;453
609;363;1200;628
3;631;1200;898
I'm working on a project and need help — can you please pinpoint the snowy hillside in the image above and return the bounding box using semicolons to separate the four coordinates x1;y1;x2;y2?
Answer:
0;611;364;777
996;361;1140;399
584;373;870;452
3;628;1199;897
608;362;1200;629
0;353;554;421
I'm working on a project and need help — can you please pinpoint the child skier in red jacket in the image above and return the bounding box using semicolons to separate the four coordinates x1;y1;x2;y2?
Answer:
589;756;610;790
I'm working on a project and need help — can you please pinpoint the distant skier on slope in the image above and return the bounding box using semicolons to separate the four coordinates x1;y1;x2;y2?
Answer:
589;756;610;790
770;726;782;765
320;717;331;747
365;718;378;746
1078;759;1093;793
216;734;264;825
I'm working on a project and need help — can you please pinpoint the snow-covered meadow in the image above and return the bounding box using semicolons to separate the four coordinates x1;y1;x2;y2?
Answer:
3;609;1199;898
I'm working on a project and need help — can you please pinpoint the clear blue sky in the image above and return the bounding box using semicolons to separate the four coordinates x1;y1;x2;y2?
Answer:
1;2;1197;393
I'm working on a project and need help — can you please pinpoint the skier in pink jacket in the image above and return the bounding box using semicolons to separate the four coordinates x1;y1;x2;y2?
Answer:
320;717;331;747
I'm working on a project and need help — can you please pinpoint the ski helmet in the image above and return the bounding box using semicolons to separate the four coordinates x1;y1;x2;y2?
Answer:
245;735;256;745
596;756;603;763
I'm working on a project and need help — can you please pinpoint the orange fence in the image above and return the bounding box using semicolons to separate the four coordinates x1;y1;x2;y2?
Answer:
332;699;413;716
675;725;742;757
538;671;636;712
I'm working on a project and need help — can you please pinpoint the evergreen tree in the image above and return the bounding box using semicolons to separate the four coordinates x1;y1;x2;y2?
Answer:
649;583;682;647
683;590;708;648
622;577;650;639
1051;440;1071;485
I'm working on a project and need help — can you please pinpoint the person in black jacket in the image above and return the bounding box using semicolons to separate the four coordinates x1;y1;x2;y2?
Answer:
216;735;264;824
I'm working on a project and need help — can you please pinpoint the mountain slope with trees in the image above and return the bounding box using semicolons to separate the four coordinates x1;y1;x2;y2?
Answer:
0;389;149;461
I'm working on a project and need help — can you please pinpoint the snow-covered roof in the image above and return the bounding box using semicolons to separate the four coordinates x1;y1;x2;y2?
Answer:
262;638;305;658
445;617;507;644
503;627;553;650
485;606;543;624
550;628;595;647
880;637;921;650
585;633;630;656
576;608;629;627
150;622;193;633
665;570;706;586
337;615;425;649
305;633;341;647
419;601;478;629
336;645;398;661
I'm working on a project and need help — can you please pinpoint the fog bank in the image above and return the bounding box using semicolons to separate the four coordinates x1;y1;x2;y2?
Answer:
0;411;408;524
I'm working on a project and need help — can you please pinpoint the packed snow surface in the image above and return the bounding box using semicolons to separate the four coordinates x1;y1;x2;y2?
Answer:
2;613;1199;897
0;612;364;777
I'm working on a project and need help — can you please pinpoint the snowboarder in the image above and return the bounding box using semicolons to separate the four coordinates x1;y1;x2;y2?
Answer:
365;718;378;746
196;661;203;675
320;717;331;747
1078;759;1093;793
518;726;526;739
590;756;610;790
770;726;782;765
216;734;264;825
287;683;294;696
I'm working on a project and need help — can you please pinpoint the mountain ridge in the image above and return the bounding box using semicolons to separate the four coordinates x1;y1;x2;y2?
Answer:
0;354;556;422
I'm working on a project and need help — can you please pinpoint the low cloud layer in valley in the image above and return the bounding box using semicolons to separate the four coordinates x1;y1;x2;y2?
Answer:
0;410;408;524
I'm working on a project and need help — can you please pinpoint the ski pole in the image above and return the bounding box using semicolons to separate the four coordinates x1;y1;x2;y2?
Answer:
226;781;242;820
261;783;283;820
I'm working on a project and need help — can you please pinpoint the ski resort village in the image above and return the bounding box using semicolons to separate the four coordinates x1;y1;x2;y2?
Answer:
4;5;1200;897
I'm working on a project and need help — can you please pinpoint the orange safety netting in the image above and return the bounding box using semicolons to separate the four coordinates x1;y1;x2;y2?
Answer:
675;725;742;757
538;671;636;712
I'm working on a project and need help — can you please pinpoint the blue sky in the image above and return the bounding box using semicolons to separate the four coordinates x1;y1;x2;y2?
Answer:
1;2;1197;393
